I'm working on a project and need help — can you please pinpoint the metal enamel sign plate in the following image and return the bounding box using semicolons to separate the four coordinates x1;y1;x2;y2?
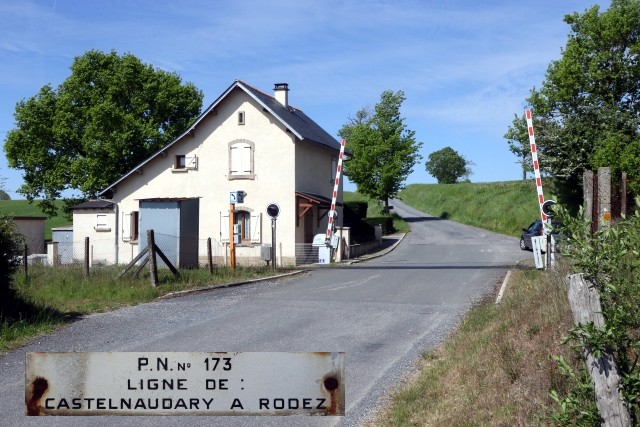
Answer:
25;352;344;416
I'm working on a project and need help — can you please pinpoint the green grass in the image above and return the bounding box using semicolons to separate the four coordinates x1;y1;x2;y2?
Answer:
0;200;71;240
370;264;580;426
1;265;295;352
398;180;552;237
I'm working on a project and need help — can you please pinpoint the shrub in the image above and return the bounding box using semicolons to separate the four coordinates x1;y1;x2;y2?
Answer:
343;201;368;218
364;216;394;235
0;215;25;320
553;205;640;423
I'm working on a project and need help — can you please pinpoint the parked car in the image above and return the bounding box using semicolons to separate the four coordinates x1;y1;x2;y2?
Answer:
520;219;561;251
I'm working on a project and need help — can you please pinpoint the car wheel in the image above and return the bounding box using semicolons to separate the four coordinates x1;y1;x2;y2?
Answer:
519;237;527;250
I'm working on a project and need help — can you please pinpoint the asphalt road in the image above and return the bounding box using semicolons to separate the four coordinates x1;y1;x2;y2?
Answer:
0;199;523;427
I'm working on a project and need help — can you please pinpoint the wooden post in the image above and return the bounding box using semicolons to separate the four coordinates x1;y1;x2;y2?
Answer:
118;246;148;278
207;237;214;274
583;170;594;223
147;230;159;287
566;274;632;427
23;244;28;279
132;256;149;278
620;172;627;218
598;167;612;229
229;204;236;270
84;237;90;278
153;244;180;278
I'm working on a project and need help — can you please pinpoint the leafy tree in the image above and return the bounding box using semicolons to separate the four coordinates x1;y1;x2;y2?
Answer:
0;175;8;200
425;146;473;184
515;0;640;192
504;113;533;180
339;90;422;211
4;49;203;216
0;215;24;319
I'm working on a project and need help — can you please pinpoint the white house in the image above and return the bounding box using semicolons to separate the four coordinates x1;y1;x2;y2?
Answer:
73;80;345;266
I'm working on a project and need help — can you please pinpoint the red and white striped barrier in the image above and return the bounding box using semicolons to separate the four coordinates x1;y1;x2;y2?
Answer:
525;110;547;222
326;139;346;243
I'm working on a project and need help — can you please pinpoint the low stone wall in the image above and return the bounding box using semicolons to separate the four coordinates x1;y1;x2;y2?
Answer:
347;240;381;259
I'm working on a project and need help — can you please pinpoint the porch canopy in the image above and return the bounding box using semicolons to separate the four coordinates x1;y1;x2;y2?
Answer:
295;191;342;226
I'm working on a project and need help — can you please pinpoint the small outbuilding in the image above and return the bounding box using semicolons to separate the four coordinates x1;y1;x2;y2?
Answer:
12;216;46;255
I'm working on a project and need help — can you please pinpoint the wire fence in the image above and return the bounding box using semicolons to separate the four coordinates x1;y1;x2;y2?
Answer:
42;233;277;271
28;229;381;271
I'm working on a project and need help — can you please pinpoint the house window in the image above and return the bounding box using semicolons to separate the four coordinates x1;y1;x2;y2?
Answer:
122;211;139;242
228;140;255;179
220;211;261;244
238;111;245;125
236;211;251;243
95;214;110;231
131;211;139;241
175;155;186;169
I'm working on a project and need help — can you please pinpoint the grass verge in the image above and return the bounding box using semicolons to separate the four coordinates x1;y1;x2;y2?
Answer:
1;265;295;352
367;263;580;426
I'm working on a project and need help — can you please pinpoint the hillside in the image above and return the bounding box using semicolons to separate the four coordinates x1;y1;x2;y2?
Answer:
398;180;548;237
2;180;547;242
0;200;71;241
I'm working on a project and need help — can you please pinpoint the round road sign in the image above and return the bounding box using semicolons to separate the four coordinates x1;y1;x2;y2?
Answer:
266;203;280;218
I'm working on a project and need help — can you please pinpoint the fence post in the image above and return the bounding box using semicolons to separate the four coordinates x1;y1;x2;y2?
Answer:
621;172;627;218
23;244;28;279
583;170;594;224
207;237;214;274
598;167;612;229
566;274;632;427
84;237;90;278
148;230;159;287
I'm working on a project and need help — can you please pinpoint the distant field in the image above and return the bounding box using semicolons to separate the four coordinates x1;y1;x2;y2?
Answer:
398;180;547;237
0;200;71;240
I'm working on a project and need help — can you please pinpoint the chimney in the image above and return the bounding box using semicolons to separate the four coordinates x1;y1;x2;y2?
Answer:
274;83;289;107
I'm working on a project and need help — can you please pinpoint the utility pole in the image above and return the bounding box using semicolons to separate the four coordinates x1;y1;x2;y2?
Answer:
229;203;236;270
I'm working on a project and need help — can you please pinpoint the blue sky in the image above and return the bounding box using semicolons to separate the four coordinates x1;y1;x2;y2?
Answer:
0;0;609;199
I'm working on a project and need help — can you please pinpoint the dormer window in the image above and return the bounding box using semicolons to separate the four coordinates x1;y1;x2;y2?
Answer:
175;155;186;169
173;155;197;172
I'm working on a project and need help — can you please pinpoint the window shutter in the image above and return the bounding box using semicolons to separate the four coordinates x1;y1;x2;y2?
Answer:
251;212;261;243
186;155;197;169
122;213;132;241
230;145;241;175
230;142;252;175
220;212;230;242
241;144;252;175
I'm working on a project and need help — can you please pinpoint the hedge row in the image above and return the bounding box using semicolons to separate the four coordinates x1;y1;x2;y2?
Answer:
363;217;394;235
